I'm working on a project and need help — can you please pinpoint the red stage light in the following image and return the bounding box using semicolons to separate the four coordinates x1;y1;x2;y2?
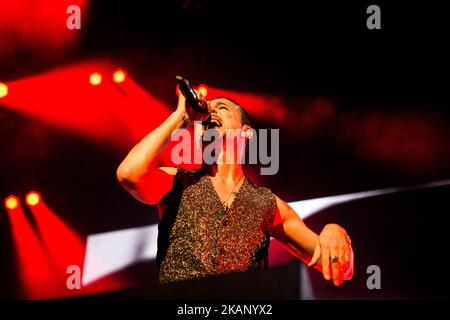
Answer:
8;203;56;299
89;72;102;86
1;61;172;150
26;192;41;207
5;195;19;210
113;69;127;83
29;200;86;298
0;82;8;98
196;84;208;98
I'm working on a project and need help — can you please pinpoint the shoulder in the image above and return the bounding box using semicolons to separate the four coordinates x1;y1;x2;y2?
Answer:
246;178;277;210
246;178;274;197
173;166;205;187
156;166;204;210
245;179;278;228
175;166;204;178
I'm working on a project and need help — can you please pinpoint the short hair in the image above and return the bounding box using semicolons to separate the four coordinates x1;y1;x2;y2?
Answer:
212;97;252;127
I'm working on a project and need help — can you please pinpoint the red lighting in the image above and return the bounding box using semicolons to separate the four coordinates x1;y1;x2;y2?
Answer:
113;69;127;83
89;72;102;86
1;61;172;151
0;1;88;60
7;205;56;299
0;82;8;98
26;191;41;207
196;84;208;98
5;195;19;210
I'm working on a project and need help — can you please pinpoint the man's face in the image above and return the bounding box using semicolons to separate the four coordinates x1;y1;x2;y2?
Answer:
205;98;243;135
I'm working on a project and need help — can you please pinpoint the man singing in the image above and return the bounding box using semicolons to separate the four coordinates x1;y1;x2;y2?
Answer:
116;88;354;286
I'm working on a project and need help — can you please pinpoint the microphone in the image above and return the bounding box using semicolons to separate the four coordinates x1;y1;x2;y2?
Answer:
176;75;208;113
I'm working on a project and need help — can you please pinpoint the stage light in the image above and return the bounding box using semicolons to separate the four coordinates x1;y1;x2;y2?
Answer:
1;61;172;149
5;195;20;210
89;72;102;86
0;82;8;98
26;191;41;207
113;69;126;83
196;84;208;98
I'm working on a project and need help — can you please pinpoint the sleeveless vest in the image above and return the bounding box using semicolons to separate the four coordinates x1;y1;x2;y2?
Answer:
157;167;276;283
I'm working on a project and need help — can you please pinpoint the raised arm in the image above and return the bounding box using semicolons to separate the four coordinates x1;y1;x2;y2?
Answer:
116;90;207;205
270;195;354;286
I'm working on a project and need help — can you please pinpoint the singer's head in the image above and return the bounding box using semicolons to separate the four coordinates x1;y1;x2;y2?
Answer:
207;97;252;133
200;97;253;164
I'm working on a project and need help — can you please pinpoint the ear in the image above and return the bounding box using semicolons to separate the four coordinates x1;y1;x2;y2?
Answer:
241;124;253;140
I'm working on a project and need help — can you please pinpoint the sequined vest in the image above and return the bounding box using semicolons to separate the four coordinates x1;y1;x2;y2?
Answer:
157;167;277;283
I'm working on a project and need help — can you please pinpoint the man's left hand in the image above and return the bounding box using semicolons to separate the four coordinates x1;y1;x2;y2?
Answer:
308;223;354;286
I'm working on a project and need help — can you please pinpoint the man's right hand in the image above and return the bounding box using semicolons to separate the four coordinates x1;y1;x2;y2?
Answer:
117;86;210;207
176;87;209;123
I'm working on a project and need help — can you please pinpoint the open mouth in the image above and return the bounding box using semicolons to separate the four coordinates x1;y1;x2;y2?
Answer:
203;116;223;129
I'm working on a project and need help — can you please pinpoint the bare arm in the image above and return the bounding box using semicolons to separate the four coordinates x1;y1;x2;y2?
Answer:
116;91;207;205
270;195;354;286
270;195;321;269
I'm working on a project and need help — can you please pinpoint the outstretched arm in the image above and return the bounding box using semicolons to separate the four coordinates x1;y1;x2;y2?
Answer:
270;195;354;286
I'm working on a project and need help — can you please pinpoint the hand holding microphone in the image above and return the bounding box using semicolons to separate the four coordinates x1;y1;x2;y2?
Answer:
175;75;209;124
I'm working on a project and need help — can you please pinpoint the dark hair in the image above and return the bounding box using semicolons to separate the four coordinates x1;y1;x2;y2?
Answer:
213;97;252;127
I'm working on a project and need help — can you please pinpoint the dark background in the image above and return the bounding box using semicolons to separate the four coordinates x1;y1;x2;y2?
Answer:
1;1;449;299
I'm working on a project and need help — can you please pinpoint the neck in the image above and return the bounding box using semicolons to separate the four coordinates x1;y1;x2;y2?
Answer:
219;146;243;180
202;140;246;181
208;163;244;182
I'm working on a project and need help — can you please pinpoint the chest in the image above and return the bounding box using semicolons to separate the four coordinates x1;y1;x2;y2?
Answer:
209;177;245;207
174;176;274;236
